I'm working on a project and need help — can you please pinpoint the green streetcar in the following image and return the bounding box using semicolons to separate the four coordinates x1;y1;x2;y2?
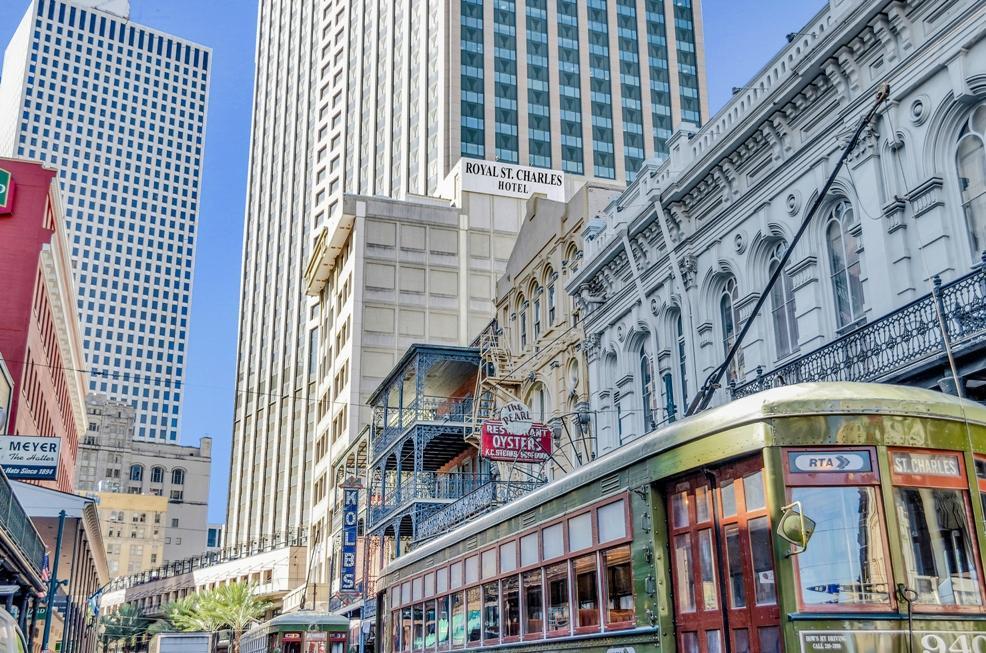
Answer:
240;612;350;653
375;382;986;653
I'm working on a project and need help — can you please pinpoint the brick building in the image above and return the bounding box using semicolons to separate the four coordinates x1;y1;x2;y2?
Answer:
0;158;87;491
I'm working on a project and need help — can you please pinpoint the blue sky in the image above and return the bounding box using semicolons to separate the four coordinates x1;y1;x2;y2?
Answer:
1;0;821;524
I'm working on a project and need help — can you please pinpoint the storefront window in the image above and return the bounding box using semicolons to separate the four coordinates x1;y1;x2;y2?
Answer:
482;582;499;642
466;586;481;643
522;570;543;636
450;592;465;646
545;562;570;633
574;554;600;628
791;486;890;606
894;487;983;607
605;545;635;624
502;576;521;637
436;596;449;646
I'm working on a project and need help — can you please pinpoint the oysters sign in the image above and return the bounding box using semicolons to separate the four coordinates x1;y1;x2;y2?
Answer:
481;402;552;464
0;436;61;480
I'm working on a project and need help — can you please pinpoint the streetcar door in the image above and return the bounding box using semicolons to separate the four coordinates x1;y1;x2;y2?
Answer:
666;458;781;653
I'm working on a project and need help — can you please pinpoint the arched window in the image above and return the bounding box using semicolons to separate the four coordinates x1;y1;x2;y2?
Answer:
518;296;528;349
720;277;744;383
171;468;185;485
639;350;655;431
675;313;687;412
151;466;164;484
769;242;799;357
529;384;549;422
957;105;986;258
826;200;865;328
129;464;143;482
533;285;543;340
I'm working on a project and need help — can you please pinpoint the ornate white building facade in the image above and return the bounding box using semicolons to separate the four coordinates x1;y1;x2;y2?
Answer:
568;0;986;456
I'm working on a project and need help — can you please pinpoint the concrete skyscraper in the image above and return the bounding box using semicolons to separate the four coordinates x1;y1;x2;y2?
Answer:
0;0;211;441
227;0;707;553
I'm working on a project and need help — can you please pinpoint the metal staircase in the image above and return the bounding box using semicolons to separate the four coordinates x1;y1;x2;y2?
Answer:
466;324;523;447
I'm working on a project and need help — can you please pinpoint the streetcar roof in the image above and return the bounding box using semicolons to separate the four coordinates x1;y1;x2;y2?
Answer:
380;382;986;576
260;612;350;628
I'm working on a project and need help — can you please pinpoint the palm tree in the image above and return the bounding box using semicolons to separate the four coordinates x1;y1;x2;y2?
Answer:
206;583;271;653
100;605;151;653
166;595;223;633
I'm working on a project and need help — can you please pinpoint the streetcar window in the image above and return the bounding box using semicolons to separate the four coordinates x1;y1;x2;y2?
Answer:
574;554;600;628
598;499;627;542
569;513;592;551
392;611;401;653
482;582;500;642
424;572;435;597
724;525;745;608
437;567;448;593
412;604;424;650
450;561;463;589
673;533;697;612
605;545;635;625
521;532;539;566
894;487;983;607
749;517;776;605
743;471;766;510
698;529;718;610
437;596;449;646
466;586;482;643
465;555;480;584
695;485;711;523
545;562;571;633
500;541;517;573
720;481;737;517
790;486;891;606
425;601;436;648
391;587;400;607
451;592;465;646
758;626;782;653
482;549;497;579
544;523;564;559
681;632;699;653
976;458;986;529
522;570;544;636
707;631;723;653
502;575;521;638
412;577;423;602
671;491;690;528
400;607;412;652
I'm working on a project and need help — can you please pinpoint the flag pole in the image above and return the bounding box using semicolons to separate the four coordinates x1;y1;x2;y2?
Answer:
41;510;66;653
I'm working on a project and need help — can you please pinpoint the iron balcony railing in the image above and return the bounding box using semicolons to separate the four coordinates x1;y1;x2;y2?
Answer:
368;473;494;528
733;262;986;398
372;396;474;456
415;480;546;543
0;471;45;576
107;526;308;590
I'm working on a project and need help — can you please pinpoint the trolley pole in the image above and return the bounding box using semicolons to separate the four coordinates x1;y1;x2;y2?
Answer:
41;510;66;653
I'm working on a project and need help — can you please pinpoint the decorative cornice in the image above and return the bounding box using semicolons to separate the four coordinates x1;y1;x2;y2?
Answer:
908;176;944;218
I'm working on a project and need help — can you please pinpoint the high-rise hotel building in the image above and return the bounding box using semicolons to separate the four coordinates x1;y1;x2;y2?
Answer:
0;0;211;441
227;0;707;550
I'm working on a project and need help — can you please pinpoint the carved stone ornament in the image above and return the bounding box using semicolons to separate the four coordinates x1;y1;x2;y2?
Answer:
734;232;746;254
616;324;625;342
786;191;801;216
649;297;659;316
580;333;601;355
681;254;698;290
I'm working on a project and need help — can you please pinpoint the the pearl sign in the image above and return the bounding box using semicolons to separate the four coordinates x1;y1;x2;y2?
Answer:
480;419;552;464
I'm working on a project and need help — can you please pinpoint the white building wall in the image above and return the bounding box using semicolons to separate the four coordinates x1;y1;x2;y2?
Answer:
568;0;986;455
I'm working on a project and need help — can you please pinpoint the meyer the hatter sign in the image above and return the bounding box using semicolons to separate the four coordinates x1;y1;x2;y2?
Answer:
0;168;14;215
0;436;61;480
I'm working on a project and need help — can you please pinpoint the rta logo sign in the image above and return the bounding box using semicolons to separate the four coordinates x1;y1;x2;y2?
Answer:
0;169;13;215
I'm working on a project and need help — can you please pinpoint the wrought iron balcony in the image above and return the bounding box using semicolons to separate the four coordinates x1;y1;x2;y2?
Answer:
367;472;494;529
415;480;546;543
372;396;474;458
0;473;45;576
733;263;986;398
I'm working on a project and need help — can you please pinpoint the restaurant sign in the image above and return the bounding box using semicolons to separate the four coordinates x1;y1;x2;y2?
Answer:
0;169;14;215
0;436;61;480
339;484;359;592
480;419;552;464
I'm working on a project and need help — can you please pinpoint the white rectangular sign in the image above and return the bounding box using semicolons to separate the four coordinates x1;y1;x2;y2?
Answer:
0;436;61;480
458;160;565;202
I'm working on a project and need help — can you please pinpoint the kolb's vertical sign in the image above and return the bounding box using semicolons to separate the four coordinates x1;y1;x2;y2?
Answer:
339;483;360;592
0;169;14;215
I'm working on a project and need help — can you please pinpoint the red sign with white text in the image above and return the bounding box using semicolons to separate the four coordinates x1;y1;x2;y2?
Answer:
481;419;552;463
